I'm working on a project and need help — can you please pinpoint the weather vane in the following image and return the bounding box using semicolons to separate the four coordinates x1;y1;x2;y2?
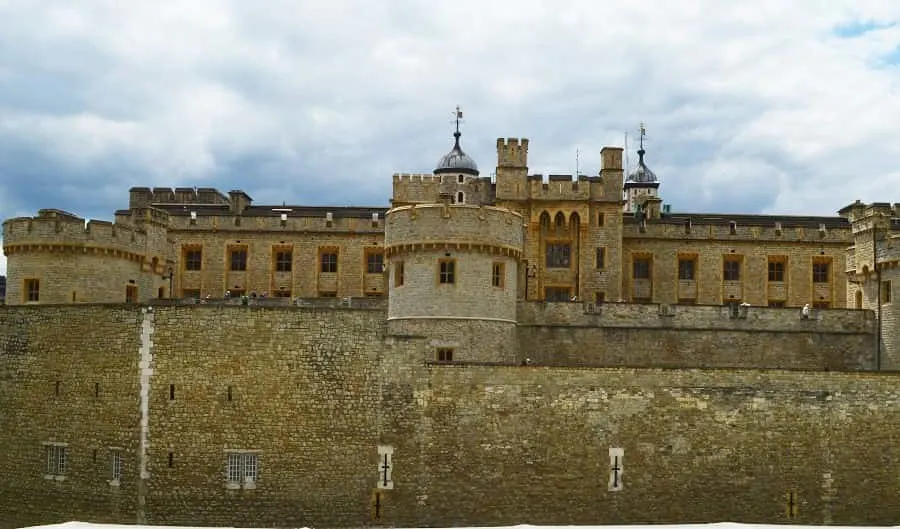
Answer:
639;122;646;150
454;105;464;135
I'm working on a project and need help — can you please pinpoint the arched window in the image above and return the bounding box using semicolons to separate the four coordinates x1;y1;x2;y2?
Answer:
555;212;566;228
569;212;580;231
456;191;465;204
539;211;551;229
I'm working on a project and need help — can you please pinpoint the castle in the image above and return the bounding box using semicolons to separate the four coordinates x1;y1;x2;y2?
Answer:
1;120;900;528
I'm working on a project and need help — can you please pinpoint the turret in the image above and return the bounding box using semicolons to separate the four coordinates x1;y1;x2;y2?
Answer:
495;138;529;201
623;123;660;212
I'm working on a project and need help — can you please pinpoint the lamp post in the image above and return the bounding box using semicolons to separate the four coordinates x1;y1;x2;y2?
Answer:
163;267;175;299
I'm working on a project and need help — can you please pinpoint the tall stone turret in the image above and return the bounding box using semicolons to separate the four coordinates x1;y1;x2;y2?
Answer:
385;202;523;363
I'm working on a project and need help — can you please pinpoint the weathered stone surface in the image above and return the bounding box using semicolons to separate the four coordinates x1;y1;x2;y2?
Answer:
1;304;899;529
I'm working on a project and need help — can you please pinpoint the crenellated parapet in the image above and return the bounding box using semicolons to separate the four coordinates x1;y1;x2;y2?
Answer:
623;213;853;243
157;208;387;234
525;174;616;202
3;210;153;260
384;203;523;258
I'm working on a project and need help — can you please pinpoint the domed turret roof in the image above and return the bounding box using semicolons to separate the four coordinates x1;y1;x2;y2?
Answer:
626;148;658;184
434;131;479;176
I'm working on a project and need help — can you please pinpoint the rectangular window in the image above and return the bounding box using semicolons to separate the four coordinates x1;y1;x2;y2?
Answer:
546;244;571;268
275;251;292;272
545;287;571;302
723;259;741;281
677;298;696;305
25;278;40;302
597;213;605;226
812;262;830;283
596;248;606;269
182;289;201;299
768;301;786;308
768;260;785;282
367;252;384;274
45;444;67;477
677;258;695;280
492;262;505;288
813;301;831;310
436;348;454;362
882;280;892;304
230;248;248;271
111;450;123;482
226;452;259;488
633;258;651;279
439;260;456;284
595;292;605;303
125;285;138;303
320;251;338;273
185;249;202;271
394;261;405;287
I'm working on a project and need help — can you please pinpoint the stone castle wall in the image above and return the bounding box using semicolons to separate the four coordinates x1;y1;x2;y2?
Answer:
2;304;898;529
516;302;876;370
2;211;167;304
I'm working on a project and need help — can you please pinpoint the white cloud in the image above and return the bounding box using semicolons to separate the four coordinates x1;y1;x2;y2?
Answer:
0;0;899;250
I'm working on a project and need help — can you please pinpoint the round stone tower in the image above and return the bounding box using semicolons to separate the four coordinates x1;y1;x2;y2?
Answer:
385;203;523;363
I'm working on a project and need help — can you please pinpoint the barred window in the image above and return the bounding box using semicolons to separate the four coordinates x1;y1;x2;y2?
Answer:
111;449;123;482
678;259;695;280
226;452;259;488
45;444;67;476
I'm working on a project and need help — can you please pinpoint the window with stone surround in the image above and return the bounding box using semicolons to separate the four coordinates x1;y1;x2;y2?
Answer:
394;261;404;287
226;451;259;489
110;449;123;484
723;257;741;281
882;281;892;304
812;261;830;283
229;247;248;271
632;257;651;279
367;252;384;274
768;258;786;282
184;249;202;271
320;250;338;273
44;443;67;479
24;278;40;302
274;249;292;272
490;262;505;288
125;285;138;303
182;289;200;299
678;257;696;280
596;247;606;269
436;348;454;362
438;259;456;284
546;243;571;268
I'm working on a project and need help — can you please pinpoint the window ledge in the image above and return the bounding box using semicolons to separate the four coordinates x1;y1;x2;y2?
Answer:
43;474;66;481
108;479;121;487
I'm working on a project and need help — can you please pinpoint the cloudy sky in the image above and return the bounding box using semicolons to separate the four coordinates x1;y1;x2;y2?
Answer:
2;1;900;275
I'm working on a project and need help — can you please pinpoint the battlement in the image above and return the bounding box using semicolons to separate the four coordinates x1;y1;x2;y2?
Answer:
525;174;607;201
622;213;853;243
161;207;387;233
392;173;442;183
385;203;524;254
129;186;232;209
496;137;529;168
3;213;150;256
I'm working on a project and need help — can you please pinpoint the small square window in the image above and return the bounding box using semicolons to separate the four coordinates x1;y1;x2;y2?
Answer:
492;262;505;288
230;249;248;271
436;348;454;362
185;249;202;271
367;253;384;274
439;260;456;284
321;251;338;273
275;250;292;272
25;278;40;302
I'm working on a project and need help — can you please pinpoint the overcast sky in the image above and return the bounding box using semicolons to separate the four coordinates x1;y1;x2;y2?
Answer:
2;1;900;276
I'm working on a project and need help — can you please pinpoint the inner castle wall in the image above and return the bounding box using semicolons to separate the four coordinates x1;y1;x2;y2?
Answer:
1;304;898;529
